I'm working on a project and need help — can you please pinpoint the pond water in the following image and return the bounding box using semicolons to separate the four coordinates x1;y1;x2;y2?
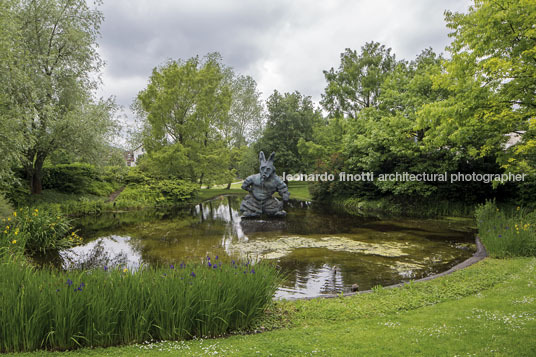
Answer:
61;195;476;299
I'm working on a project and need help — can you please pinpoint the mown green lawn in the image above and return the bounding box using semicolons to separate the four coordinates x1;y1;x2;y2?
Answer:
13;257;536;356
196;181;311;203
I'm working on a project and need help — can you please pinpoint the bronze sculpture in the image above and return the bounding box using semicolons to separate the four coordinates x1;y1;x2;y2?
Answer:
240;151;290;217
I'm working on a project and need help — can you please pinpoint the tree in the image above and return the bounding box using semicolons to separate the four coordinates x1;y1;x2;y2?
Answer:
136;54;232;186
227;75;264;148
6;0;117;194
256;91;322;175
421;0;536;174
321;42;396;119
0;0;25;188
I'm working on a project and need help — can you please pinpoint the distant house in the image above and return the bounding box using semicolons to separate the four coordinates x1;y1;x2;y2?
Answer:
504;131;525;149
124;145;145;167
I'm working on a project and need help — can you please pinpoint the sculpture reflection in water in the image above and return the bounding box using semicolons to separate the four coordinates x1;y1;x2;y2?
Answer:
240;151;290;218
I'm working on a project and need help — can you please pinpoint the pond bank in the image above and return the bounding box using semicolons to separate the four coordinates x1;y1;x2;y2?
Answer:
14;257;536;356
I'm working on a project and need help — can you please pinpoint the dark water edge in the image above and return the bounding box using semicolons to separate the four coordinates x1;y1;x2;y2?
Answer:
38;195;476;299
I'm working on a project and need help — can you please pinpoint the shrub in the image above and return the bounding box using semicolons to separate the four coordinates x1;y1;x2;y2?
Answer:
475;201;536;257
0;208;81;256
0;258;280;352
42;163;123;197
116;179;198;207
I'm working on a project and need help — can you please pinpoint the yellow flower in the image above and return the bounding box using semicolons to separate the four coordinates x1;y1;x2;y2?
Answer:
7;217;10;221
3;230;6;234
6;226;9;230
34;209;38;213
123;268;128;273
496;208;499;212
517;206;521;211
12;212;16;217
11;240;16;244
14;231;18;236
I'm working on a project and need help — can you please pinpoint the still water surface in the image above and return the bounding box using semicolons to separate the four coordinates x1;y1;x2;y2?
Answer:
64;195;476;299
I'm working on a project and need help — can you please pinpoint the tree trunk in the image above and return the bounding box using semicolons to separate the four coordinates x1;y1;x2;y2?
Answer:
226;182;231;190
199;173;204;188
29;153;46;195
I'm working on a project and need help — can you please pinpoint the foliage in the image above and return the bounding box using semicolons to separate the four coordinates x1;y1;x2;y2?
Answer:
136;53;232;186
39;163;123;197
256;91;322;175
0;208;80;256
2;0;118;194
476;201;536;257
321;42;396;119
116;179;198;208
0;258;280;352
443;0;536;175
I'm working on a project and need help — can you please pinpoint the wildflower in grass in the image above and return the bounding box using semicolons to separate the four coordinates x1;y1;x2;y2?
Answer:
517;206;521;211
11;240;16;244
499;235;502;238
170;264;174;269
56;289;60;292
231;260;235;265
251;269;255;274
12;211;16;217
213;264;217;269
208;262;212;267
123;268;128;273
190;272;196;277
180;262;185;269
66;279;73;287
215;255;218;260
7;217;11;221
104;266;108;271
207;255;210;261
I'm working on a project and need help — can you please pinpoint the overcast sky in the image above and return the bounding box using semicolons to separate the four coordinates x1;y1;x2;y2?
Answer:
94;0;472;142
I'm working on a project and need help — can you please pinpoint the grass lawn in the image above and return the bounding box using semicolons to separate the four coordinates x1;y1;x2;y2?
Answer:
195;181;312;203
13;257;536;356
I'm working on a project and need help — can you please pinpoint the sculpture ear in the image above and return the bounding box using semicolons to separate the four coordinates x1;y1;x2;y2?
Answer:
268;152;275;162
259;151;265;163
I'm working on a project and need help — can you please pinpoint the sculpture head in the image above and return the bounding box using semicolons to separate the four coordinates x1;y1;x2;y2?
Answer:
259;151;275;181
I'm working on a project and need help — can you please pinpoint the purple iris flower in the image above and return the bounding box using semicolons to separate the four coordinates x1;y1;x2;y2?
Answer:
170;264;174;269
66;279;73;287
208;262;212;267
251;269;255;274
190;272;196;277
104;266;108;271
215;255;219;260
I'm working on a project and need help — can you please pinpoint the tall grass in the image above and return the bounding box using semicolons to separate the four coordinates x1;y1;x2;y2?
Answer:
0;257;280;353
475;201;536;257
0;208;81;256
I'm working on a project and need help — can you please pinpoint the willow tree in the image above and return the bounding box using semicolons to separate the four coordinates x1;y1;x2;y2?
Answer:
9;0;116;194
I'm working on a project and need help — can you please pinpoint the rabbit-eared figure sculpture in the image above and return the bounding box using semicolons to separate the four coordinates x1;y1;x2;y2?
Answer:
240;151;290;218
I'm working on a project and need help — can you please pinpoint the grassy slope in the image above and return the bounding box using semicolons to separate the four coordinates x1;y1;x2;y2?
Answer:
14;257;536;356
195;181;312;203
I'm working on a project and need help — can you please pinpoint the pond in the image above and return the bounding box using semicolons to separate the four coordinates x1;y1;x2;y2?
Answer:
61;195;476;299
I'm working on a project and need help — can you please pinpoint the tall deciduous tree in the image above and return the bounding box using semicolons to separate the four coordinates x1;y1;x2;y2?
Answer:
256;91;322;175
136;54;232;186
7;0;117;194
421;0;536;174
321;42;396;119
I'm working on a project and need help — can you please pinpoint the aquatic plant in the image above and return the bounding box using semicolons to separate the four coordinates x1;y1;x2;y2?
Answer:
0;257;280;352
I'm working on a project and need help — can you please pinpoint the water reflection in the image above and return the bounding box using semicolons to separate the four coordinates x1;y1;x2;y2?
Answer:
66;195;476;299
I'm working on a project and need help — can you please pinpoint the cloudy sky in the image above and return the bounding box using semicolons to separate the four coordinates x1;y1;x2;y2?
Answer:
94;0;472;140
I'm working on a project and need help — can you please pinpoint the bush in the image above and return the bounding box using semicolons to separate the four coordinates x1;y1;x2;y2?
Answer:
0;208;81;256
0;258;280;352
116;179;198;208
475;201;536;257
42;163;123;197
